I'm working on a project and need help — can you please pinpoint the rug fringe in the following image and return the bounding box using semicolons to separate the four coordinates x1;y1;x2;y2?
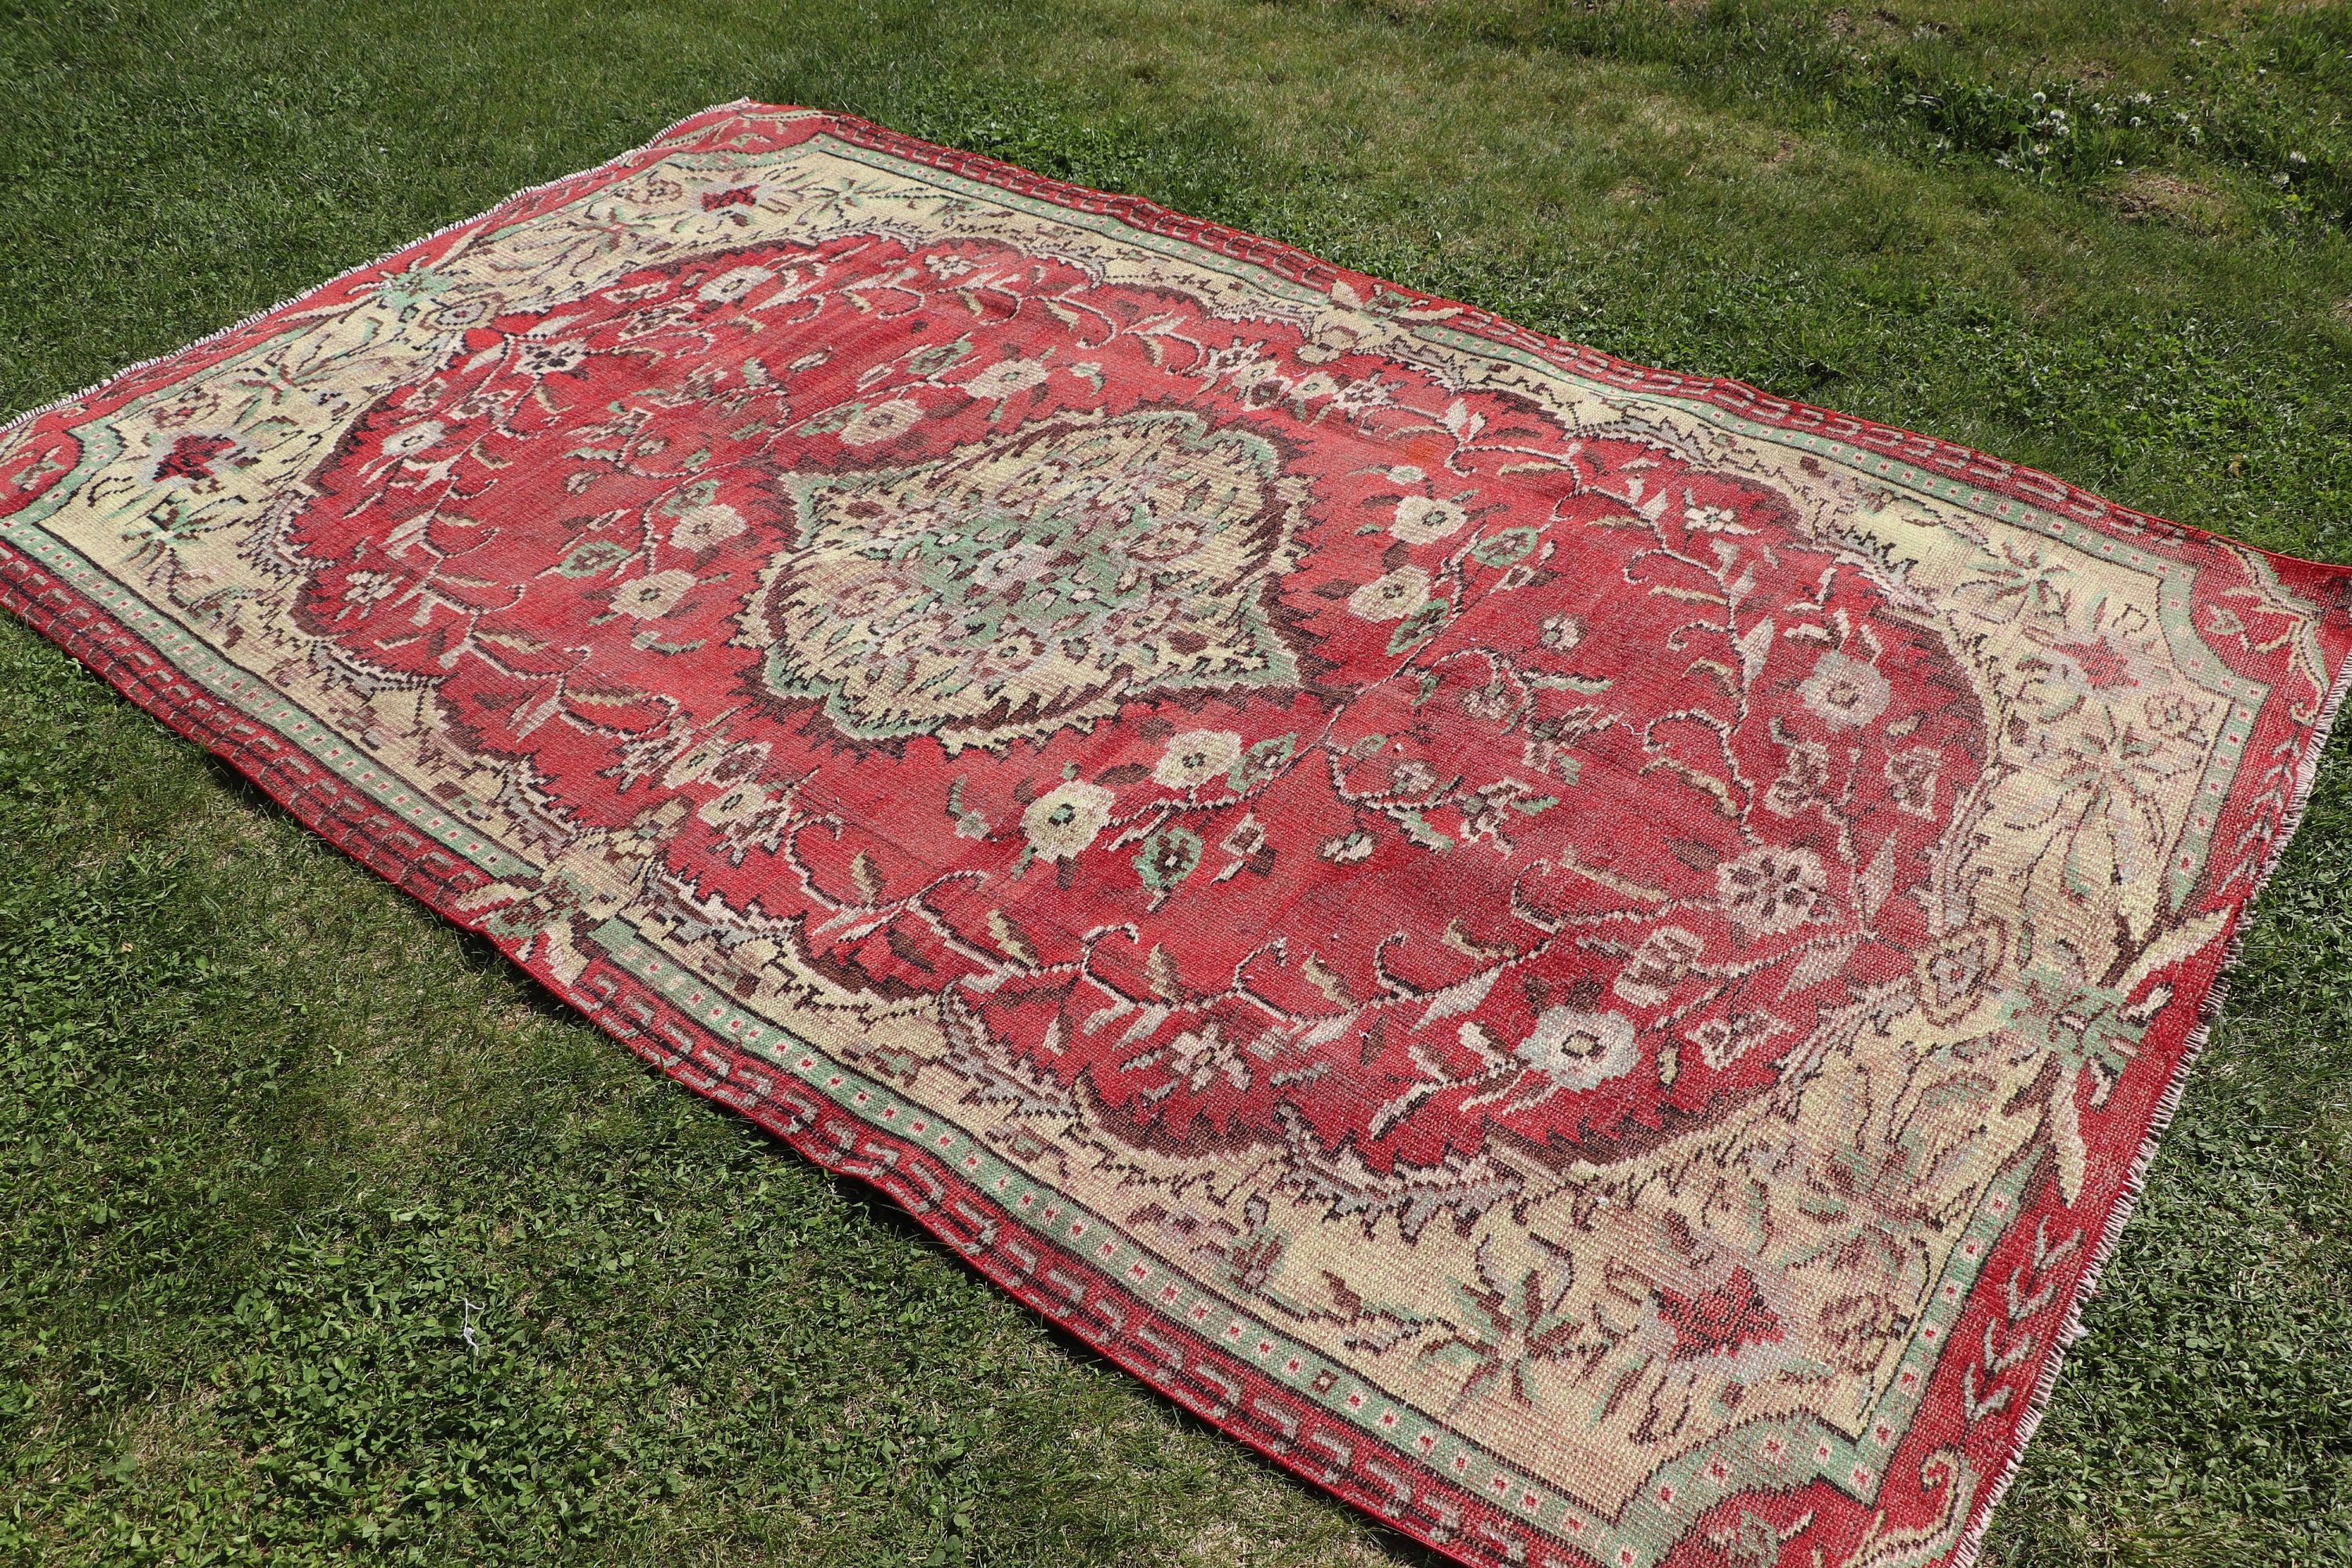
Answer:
0;99;761;444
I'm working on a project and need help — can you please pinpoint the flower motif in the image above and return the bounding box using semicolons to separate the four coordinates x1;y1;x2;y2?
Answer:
1319;830;1375;863
1715;844;1828;936
141;430;247;484
962;358;1051;399
1687;1011;1785;1071
1134;827;1204;891
1391;495;1470;545
1022;780;1115;861
669;503;747;552
1348;567;1432;621
514;339;589;378
1653;1265;1784;1360
837;400;924;446
2049;636;2138;692
1389;759;1439;797
1766;737;1832;817
1153;730;1243;789
380;421;445;459
1509;1007;1641;1090
1538;614;1584;652
428;296;495;330
1460;680;1515;721
661;736;734;789
2142;690;2210;742
1798;652;1892;730
1161;1025;1250;1093
697;265;775;303
339;569;403;612
1884;745;1943;817
1468;528;1537;568
611;568;699;619
1614;927;1706;1009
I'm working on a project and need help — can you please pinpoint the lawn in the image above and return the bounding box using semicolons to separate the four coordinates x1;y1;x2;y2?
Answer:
1;1;2349;1563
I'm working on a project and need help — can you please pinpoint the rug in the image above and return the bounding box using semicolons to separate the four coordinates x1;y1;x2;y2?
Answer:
4;102;2347;1568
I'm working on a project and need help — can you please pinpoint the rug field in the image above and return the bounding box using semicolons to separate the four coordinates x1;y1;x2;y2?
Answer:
3;102;2346;1568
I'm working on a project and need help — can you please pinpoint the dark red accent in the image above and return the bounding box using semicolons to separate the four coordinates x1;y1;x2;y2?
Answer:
1657;1267;1786;1362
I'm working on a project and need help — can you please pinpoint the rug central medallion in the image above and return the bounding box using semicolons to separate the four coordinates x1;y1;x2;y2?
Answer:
749;408;1306;748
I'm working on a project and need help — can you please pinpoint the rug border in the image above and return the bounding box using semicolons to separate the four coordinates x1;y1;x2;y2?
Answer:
1944;634;2352;1568
5;99;2350;1568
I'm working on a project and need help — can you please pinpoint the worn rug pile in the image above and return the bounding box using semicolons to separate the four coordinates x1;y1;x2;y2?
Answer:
5;103;2347;1568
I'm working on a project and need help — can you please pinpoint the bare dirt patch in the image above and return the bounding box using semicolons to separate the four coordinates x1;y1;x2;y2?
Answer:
2102;169;2232;230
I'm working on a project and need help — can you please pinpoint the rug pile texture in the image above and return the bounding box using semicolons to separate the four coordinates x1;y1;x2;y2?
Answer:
5;103;2347;1568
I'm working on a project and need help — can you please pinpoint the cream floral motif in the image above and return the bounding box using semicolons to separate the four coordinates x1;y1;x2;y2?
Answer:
669;501;746;550
1798;650;1893;729
1347;565;1430;620
1715;844;1829;935
1391;495;1470;544
837;398;923;446
1508;1006;1641;1090
1152;729;1244;789
1021;779;1114;861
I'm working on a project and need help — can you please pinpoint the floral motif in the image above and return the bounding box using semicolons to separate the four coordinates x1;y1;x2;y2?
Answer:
1153;730;1244;789
1798;652;1893;730
1715;844;1829;935
1509;1007;1641;1090
1392;495;1471;544
669;501;747;550
837;398;924;446
1537;613;1583;652
1022;779;1114;861
963;357;1051;399
1348;566;1432;620
611;568;699;619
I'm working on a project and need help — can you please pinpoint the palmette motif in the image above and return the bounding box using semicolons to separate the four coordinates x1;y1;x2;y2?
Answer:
5;104;2347;1568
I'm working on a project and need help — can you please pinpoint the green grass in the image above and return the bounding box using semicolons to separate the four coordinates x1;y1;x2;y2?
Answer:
1;0;2349;1563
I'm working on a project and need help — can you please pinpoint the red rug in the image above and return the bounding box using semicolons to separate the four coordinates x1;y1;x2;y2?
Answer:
5;103;2347;1568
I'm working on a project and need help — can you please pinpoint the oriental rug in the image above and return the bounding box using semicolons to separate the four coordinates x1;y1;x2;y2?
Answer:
5;102;2347;1568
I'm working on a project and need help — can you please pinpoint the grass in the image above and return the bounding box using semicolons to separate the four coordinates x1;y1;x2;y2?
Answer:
0;0;2348;1563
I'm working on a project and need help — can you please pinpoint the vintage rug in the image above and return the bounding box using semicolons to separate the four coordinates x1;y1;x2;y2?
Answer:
5;103;2347;1568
